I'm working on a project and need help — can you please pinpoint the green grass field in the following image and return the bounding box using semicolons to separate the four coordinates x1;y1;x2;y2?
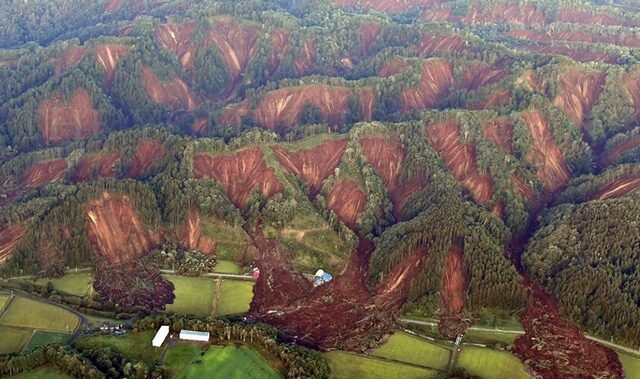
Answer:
324;351;438;379
217;280;254;316
175;344;282;379
22;331;71;351
1;297;79;332
0;294;9;312
164;344;203;377
4;365;73;378
0;326;32;354
463;329;519;345
372;332;450;371
201;218;248;260
34;273;93;297
74;330;162;364
214;260;243;274
619;352;640;379
165;275;216;316
456;346;531;379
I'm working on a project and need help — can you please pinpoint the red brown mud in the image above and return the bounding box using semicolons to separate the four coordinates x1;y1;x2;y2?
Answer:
189;118;208;136
192;148;284;210
0;59;18;69
127;140;166;178
155;21;198;68
176;208;216;254
327;179;367;230
53;46;85;76
513;283;625;379
21;159;67;189
332;0;438;13
294;39;316;76
521;111;571;193
72;151;120;182
482;118;513;154
461;2;544;25
554;9;631;27
491;201;504;218
421;7;453;22
219;101;250;126
466;90;511;110
361;137;423;215
603;135;640;166
85;192;159;265
416;33;466;56
378;60;413;77
518;45;618;64
360;23;382;56
426;122;493;205
510;174;535;201
39;89;102;144
94;44;133;84
141;66;199;110
359;87;376;122
552;69;606;130
252;85;352;132
269;31;290;78
0;224;27;262
441;246;465;316
402;60;453;112
271;139;348;197
461;63;507;90
374;249;428;314
623;73;640;118
591;176;640;200
104;0;122;12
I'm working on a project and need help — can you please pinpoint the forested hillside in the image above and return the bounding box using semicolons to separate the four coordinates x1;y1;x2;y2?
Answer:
1;1;640;378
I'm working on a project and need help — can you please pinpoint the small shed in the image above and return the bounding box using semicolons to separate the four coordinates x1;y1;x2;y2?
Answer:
179;330;210;342
252;267;260;279
313;269;333;287
152;325;170;347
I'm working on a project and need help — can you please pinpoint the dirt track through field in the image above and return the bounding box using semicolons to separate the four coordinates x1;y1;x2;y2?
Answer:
211;279;222;317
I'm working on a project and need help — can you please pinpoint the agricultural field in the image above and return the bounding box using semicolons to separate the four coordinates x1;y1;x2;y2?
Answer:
34;273;93;297
165;275;216;316
0;294;9;311
217;280;254;316
5;365;73;379
74;330;162;364
213;260;243;274
0;326;32;354
22;331;71;351
456;346;531;379
324;351;438;379
0;297;79;332
164;344;203;377
463;329;520;345
619;352;640;379
372;332;450;371
174;344;282;379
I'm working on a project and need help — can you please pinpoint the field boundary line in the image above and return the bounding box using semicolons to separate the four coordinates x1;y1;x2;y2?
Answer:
211;279;222;317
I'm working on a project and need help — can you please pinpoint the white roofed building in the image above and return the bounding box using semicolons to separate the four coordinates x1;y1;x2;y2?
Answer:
152;325;170;347
179;329;210;342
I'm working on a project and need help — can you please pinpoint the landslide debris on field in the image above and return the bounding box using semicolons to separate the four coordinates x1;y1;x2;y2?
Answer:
21;159;67;189
461;63;507;90
0;224;27;262
39;89;102;144
327;180;367;230
416;33;466;56
269;30;290;77
360;23;381;56
482;118;513;154
189;119;209;136
294;39;316;76
141;66;199;110
94;44;133;83
359;88;376;122
603;135;640;166
461;2;544;25
402;60;453;112
176;208;216;254
53;46;85;75
72;151;120;182
591;176;640;200
552;68;605;130
127;140;166;178
555;8;631;26
378;60;413;77
466;90;511;110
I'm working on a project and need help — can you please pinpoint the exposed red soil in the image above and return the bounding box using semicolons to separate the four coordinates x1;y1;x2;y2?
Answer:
554;9;631;26
359;87;376;122
271;139;348;197
374;249;428;314
155;21;198;68
552;69;606;130
516;71;543;93
482;118;513;154
623;73;640;118
21;159;67;189
426;122;493;205
441;246;465;316
104;0;122;12
269;31;291;78
461;63;507;90
416;33;466;56
192;148;284;210
189;118;208;136
0;224;27;262
466;90;511;110
141;66;199;110
461;2;544;25
327;179;367;230
39;89;102;144
94;44;133;84
421;7;453;22
378;60;413;77
332;0;439;13
252;85;352;132
176;208;216;254
518;45;618;64
513;283;625;379
127;140;166;178
0;59;18;68
402;60;453;112
510;174;536;201
591;176;640;200
85;192;159;265
72;151;120;182
361;137;423;215
522;111;571;193
219;101;250;127
294;40;316;76
360;23;382;56
491;201;504;218
603;135;640;166
53;46;85;76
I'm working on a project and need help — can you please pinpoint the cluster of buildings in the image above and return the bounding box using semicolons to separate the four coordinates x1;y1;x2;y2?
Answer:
313;269;333;287
152;325;210;347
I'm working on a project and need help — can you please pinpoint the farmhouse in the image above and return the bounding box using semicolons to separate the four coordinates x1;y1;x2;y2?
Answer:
313;269;333;287
180;329;210;342
152;325;170;347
